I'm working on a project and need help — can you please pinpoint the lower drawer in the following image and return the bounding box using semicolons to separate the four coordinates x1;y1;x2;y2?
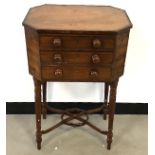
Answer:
41;66;112;82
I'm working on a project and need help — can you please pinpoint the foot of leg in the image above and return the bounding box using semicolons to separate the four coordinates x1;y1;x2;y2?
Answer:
36;131;42;150
107;132;113;150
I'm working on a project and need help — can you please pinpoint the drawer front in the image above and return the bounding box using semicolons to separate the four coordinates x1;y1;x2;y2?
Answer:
39;35;114;51
40;52;113;66
41;66;111;81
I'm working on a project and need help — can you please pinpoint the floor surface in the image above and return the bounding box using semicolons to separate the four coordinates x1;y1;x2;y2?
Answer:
6;115;147;155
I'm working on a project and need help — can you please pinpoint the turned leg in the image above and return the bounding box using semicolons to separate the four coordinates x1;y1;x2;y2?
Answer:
107;79;118;150
33;77;42;150
42;82;47;119
103;83;109;120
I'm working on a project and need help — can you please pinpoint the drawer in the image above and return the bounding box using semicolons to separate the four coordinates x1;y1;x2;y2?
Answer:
40;52;113;66
39;35;114;51
41;66;111;81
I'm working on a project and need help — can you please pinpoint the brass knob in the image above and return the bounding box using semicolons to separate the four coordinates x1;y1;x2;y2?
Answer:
54;69;63;76
92;54;100;64
53;53;62;63
53;38;62;47
90;70;98;77
93;39;102;48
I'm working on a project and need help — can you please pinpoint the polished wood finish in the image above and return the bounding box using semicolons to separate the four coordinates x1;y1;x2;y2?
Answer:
23;4;132;150
23;5;132;31
40;52;113;65
39;35;115;51
41;66;111;81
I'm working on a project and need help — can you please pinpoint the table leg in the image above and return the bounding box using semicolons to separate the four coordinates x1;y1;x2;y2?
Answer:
107;79;118;150
103;83;109;120
42;82;47;119
33;77;42;150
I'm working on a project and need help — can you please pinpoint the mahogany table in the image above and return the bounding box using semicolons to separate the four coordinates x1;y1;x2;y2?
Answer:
23;4;132;150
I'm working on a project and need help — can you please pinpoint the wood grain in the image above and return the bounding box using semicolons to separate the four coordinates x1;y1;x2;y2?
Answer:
24;27;41;79
23;4;132;32
40;51;113;66
39;34;114;51
41;66;112;82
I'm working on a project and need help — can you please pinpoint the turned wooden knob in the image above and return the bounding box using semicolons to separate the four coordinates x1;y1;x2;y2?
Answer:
53;38;62;47
92;54;100;63
93;39;102;48
90;70;98;77
53;53;62;63
54;69;63;76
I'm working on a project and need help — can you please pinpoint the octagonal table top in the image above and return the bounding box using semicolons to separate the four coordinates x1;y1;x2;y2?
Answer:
23;4;132;32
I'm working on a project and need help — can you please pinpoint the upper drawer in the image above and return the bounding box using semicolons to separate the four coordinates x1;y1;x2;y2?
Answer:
39;35;115;51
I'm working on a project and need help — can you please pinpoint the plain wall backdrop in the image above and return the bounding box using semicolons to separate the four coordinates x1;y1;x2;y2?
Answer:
0;0;151;103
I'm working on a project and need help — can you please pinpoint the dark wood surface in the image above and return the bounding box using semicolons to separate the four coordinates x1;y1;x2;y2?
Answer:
23;4;132;150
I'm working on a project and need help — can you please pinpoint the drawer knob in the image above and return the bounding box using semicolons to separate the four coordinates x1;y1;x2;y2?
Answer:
93;39;101;48
53;38;62;47
54;69;63;76
53;54;62;63
92;54;100;64
90;70;98;77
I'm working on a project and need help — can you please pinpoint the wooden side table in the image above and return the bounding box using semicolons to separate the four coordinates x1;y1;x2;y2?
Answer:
23;4;132;150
